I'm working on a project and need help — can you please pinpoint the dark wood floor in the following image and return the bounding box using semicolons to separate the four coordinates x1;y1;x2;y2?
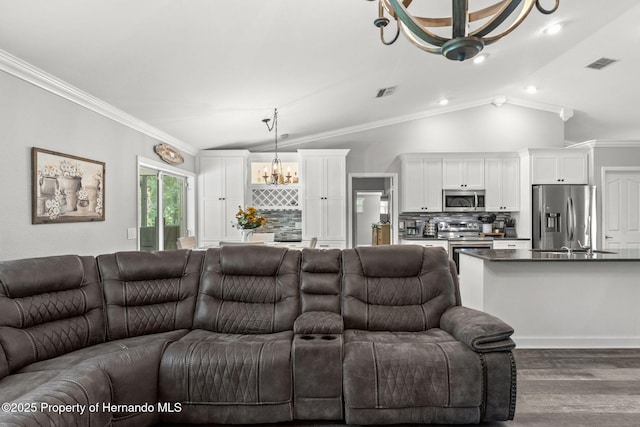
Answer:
162;349;640;427
496;348;640;427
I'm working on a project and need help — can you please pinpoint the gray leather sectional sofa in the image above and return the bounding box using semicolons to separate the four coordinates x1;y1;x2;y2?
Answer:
0;245;516;426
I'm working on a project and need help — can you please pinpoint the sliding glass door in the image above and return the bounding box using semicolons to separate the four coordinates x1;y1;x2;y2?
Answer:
139;167;187;251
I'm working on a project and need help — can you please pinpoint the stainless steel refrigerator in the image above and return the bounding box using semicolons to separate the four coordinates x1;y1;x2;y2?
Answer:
532;185;596;249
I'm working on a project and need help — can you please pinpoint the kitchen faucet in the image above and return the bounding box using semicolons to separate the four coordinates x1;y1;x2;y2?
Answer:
560;246;573;256
578;240;593;255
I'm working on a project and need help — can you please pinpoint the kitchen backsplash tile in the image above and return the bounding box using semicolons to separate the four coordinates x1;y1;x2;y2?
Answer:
399;212;513;239
258;209;302;241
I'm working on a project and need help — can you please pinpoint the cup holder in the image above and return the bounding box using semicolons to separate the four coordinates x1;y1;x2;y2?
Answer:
321;335;337;340
300;335;315;340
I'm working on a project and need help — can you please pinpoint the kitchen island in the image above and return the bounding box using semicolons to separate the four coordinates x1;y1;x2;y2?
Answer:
458;249;640;348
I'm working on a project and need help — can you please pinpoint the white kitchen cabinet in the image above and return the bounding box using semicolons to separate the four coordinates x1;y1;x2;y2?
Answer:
442;158;484;189
400;157;442;212
400;239;449;252
531;150;588;184
492;239;530;250
299;149;349;245
314;240;346;249
485;157;520;211
198;151;249;246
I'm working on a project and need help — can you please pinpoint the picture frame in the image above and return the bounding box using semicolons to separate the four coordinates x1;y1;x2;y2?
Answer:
32;147;105;224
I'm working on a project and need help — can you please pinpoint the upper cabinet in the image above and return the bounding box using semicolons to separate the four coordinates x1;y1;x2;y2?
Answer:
531;150;588;184
400;157;442;212
442;158;484;189
485;157;520;211
299;149;349;246
198;150;250;245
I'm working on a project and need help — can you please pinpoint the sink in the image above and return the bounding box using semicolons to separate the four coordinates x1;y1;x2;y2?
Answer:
530;248;617;254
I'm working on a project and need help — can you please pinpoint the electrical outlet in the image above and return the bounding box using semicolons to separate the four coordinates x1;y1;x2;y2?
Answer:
127;228;137;240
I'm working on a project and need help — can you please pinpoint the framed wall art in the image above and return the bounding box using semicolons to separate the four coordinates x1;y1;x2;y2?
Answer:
32;147;105;224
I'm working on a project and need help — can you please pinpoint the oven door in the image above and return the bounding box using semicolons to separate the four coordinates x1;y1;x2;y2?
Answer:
449;241;493;273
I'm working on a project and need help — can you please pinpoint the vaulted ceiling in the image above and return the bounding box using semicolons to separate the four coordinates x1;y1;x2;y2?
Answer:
1;0;639;155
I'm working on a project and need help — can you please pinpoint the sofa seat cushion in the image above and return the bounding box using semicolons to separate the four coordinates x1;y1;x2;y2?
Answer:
0;364;111;426
18;329;187;373
0;370;62;403
343;328;483;411
159;329;293;424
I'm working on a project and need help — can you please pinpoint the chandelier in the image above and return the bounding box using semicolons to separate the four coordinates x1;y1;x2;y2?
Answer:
262;108;292;185
370;0;559;61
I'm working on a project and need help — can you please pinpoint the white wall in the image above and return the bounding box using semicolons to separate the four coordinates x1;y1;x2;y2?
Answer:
309;103;566;173
0;71;195;261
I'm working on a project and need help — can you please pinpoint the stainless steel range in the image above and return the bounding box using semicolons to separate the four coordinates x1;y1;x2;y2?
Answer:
438;219;493;272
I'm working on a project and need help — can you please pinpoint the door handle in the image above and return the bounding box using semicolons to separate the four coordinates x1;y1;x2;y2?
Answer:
567;197;575;241
605;235;613;239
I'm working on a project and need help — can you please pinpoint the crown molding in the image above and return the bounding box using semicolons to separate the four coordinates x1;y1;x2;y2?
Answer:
568;140;640;149
0;49;198;156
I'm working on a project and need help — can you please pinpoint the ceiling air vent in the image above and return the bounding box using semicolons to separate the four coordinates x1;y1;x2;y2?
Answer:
585;57;618;70
376;86;397;98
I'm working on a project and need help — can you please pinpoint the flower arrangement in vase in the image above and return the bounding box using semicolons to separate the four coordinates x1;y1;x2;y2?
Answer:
235;206;267;241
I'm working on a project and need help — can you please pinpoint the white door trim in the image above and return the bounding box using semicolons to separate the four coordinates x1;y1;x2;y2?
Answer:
600;166;640;250
348;173;398;248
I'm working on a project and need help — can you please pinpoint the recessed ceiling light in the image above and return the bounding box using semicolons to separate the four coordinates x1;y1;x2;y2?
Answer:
543;23;563;35
439;98;449;106
473;54;487;65
525;85;538;94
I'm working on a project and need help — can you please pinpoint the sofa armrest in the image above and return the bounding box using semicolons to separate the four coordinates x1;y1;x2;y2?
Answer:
440;306;515;352
294;311;344;335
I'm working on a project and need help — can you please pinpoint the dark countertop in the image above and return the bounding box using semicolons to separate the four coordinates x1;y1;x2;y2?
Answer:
401;236;530;241
460;248;640;262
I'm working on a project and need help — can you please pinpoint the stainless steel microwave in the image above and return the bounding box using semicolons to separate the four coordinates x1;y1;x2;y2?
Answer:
443;190;486;212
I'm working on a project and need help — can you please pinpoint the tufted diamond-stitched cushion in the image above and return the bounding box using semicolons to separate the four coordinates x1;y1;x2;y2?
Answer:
159;330;294;424
0;255;105;374
343;329;482;411
342;246;456;331
97;250;204;340
194;247;300;334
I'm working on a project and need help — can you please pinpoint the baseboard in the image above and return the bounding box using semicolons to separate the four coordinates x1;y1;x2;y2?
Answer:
514;336;640;348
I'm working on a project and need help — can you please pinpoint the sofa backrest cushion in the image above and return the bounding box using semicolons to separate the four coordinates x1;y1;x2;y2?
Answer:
97;250;204;340
300;248;342;313
0;255;105;374
194;246;300;334
342;246;456;331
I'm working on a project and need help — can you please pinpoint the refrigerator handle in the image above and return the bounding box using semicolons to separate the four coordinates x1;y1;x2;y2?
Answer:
567;196;575;241
539;211;542;240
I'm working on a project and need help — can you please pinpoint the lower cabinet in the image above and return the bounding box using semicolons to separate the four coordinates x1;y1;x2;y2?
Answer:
372;224;391;246
313;240;346;249
400;239;449;252
492;239;530;250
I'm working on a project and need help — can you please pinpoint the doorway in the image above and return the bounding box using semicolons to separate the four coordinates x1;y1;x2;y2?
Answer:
138;157;195;252
348;174;398;248
601;167;640;250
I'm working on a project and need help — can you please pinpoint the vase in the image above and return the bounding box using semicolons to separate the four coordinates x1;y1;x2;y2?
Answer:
84;185;98;211
77;199;89;214
241;229;253;242
57;176;82;212
39;177;58;196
